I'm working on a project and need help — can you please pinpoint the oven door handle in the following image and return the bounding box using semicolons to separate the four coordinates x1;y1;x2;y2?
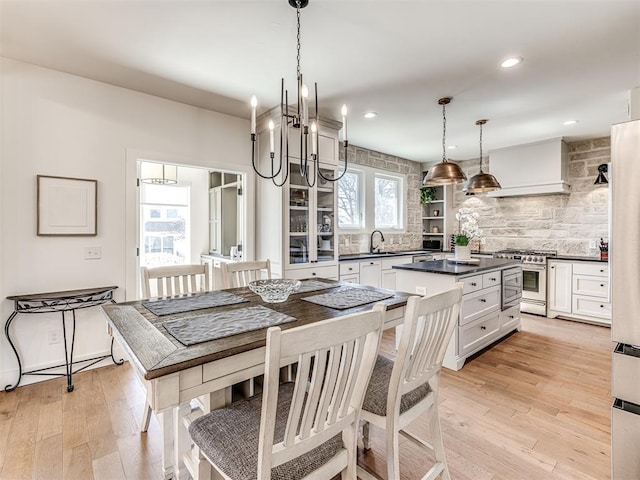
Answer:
524;265;546;271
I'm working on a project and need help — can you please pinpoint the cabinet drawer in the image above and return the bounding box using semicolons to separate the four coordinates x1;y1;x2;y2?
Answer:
340;273;360;284
339;262;359;275
459;312;500;357
461;275;483;295
612;344;640;405
572;295;611;320
500;305;520;331
285;265;338;280
482;271;501;289
573;262;609;277
572;274;608;298
460;286;500;326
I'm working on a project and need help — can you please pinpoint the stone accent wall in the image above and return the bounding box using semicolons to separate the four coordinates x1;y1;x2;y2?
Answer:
453;137;610;255
338;144;423;254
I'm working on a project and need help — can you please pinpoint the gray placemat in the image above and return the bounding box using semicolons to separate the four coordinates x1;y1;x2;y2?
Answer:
296;279;337;294
163;305;297;346
143;291;249;316
301;287;394;310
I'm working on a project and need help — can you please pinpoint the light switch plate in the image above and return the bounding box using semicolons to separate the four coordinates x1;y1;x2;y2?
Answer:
84;246;102;259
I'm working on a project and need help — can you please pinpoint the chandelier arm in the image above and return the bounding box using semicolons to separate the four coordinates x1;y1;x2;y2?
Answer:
318;140;348;182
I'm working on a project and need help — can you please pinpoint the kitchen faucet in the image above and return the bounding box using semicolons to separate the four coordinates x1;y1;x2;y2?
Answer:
370;230;385;254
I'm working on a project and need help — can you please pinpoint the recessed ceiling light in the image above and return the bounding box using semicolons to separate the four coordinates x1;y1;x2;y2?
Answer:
563;119;578;125
501;57;523;68
447;145;457;150
363;111;378;119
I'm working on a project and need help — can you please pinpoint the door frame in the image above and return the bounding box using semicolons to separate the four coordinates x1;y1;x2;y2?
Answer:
125;148;255;301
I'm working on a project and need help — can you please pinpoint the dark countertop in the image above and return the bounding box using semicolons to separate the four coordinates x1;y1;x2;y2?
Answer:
393;258;521;276
553;255;608;263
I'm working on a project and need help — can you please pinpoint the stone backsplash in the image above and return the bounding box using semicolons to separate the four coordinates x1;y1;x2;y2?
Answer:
453;137;610;256
338;137;610;257
338;144;423;254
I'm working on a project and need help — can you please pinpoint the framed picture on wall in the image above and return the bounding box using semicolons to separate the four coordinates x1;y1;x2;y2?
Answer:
37;175;98;236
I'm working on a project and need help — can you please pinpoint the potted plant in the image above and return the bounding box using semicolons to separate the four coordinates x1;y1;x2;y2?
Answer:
454;208;481;260
420;187;437;204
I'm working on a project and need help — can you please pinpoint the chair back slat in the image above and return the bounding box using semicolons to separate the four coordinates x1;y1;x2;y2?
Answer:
395;285;463;398
141;263;210;299
221;260;271;288
257;304;385;476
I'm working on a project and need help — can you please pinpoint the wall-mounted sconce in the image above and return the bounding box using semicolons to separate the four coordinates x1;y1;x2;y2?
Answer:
594;163;608;185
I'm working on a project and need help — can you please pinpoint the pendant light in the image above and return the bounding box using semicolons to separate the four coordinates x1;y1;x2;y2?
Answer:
140;162;178;185
463;119;501;193
423;97;467;186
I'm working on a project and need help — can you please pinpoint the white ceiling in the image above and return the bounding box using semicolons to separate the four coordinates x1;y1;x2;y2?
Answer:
2;0;639;162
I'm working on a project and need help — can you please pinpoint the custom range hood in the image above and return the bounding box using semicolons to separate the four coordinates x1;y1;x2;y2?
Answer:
487;137;570;197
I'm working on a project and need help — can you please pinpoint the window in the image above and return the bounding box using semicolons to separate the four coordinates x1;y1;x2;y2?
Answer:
140;183;191;268
337;169;363;229
374;173;402;229
338;165;405;232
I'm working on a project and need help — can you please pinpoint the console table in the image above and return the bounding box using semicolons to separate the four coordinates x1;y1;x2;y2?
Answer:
4;285;122;392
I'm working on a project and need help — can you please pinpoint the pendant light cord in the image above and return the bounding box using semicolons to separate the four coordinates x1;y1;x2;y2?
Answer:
296;1;301;78
479;121;483;172
441;102;447;162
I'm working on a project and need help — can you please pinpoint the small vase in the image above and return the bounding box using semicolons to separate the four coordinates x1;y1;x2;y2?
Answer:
455;245;471;261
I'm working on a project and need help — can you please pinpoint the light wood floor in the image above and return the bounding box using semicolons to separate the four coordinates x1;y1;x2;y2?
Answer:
0;314;613;479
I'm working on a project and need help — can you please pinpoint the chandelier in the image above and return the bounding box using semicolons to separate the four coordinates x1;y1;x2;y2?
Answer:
463;119;502;193
250;0;348;187
423;97;467;186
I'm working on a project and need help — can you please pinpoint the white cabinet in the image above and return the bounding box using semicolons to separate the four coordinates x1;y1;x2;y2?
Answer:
359;260;381;288
548;260;610;325
548;260;572;313
256;117;340;280
339;255;414;288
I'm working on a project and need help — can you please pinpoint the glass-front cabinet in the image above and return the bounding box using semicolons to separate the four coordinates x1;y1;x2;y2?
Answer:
286;161;337;268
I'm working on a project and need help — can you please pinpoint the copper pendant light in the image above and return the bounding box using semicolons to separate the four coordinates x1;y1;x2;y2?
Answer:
463;119;501;193
423;97;467;186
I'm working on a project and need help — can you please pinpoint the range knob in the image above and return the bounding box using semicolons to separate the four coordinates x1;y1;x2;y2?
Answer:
527;256;532;262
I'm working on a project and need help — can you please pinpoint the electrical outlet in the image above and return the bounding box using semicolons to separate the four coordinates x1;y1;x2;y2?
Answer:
415;286;427;295
344;238;350;247
84;246;102;259
589;239;597;249
48;329;61;345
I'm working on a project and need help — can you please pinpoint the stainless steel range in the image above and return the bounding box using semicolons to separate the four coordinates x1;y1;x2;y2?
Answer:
493;249;557;316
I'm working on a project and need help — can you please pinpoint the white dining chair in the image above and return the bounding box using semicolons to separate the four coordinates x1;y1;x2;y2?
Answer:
186;304;386;480
358;284;464;480
141;263;210;299
138;263;212;433
220;259;271;288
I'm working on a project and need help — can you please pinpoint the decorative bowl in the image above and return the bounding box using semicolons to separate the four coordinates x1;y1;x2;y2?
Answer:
248;279;302;303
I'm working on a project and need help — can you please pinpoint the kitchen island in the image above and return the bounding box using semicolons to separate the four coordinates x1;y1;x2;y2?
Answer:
394;258;522;370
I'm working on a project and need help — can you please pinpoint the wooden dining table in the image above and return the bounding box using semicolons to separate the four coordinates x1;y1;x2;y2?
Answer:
100;279;411;480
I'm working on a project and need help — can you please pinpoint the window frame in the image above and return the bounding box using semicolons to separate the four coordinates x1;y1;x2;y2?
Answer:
337;163;407;234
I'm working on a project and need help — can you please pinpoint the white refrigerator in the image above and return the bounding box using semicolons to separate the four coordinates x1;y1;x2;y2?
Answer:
611;118;640;479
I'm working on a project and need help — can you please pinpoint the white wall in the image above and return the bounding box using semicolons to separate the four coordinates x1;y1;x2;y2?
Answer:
0;58;253;387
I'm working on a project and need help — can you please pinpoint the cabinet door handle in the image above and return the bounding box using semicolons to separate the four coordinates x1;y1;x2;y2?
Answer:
370;262;374;265
509;315;515;319
470;282;477;286
479;298;487;303
480;326;487;330
348;267;353;271
600;284;604;287
600;304;604;308
551;266;555;269
312;272;317;276
490;277;497;281
600;269;604;273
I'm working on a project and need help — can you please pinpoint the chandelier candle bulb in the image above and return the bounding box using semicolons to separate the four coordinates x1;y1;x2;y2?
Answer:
341;104;348;141
301;84;309;126
268;120;275;154
250;95;257;135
